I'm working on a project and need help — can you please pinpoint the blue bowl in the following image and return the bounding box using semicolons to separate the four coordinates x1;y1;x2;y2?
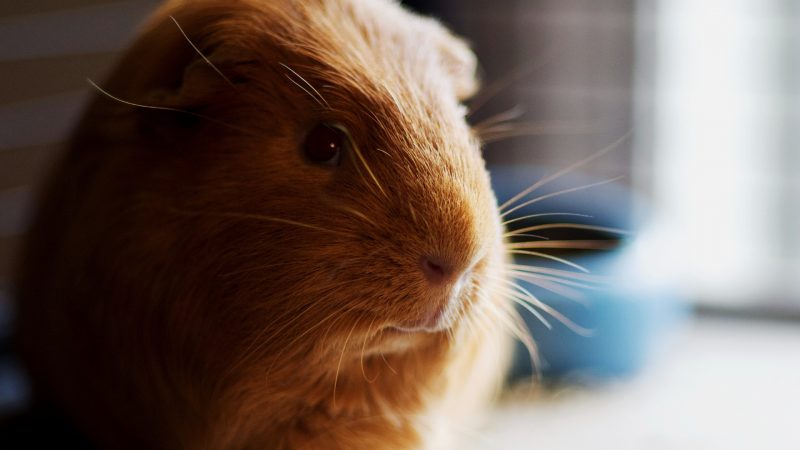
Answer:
489;165;688;383
508;250;688;383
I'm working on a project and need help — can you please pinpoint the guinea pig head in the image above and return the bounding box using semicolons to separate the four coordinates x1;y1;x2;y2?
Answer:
104;0;507;353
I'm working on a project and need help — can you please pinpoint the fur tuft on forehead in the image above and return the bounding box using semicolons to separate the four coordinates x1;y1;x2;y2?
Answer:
141;0;477;109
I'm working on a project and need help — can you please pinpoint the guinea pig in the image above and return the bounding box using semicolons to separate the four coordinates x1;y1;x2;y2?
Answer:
14;0;516;448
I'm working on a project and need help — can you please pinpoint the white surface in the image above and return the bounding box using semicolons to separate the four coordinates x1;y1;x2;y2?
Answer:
644;0;799;304
468;318;800;450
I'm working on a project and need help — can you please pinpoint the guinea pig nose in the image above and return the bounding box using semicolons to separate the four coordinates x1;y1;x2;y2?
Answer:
420;256;451;284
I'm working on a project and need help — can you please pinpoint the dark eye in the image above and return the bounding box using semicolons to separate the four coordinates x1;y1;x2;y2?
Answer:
303;123;347;166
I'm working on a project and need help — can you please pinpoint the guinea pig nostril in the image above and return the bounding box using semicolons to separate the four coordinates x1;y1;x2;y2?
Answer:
420;256;449;283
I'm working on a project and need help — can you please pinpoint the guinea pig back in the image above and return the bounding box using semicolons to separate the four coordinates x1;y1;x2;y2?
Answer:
14;0;513;448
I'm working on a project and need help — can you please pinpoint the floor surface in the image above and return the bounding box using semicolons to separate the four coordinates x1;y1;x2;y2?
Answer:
467;318;800;450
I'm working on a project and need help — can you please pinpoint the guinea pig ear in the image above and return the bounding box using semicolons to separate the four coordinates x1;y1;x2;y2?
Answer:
145;46;241;109
141;37;252;109
436;30;480;101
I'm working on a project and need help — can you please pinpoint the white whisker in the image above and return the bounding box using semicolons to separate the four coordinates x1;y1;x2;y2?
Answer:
509;269;604;291
508;264;608;283
279;62;330;108
332;318;360;408
498;130;632;213
86;79;252;135
501;176;626;219
169;15;235;87
508;249;590;273
490;277;552;329
505;284;594;337
502;212;592;227
508;272;589;303
472;104;525;132
507;240;618;250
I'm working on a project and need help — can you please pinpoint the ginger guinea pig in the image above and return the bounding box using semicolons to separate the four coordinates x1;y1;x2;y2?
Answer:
15;0;514;448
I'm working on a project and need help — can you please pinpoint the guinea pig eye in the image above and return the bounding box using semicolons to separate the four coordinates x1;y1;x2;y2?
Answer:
302;123;347;166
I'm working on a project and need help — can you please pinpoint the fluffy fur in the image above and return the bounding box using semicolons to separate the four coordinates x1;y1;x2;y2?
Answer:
15;0;512;448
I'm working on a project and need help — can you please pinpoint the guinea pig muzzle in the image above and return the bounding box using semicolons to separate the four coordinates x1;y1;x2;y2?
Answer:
392;256;474;333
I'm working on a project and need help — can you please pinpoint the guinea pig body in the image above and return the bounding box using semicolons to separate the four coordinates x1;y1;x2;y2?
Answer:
14;0;513;448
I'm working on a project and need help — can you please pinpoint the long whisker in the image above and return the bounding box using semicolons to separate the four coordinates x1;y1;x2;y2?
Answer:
279;62;330;108
507;294;553;330
164;208;351;236
507;240;619;250
333;318;360;408
479;296;541;380
492;271;596;335
284;76;325;108
491;277;552;329
471;104;525;133
232;294;376;382
224;304;313;380
509;274;589;303
500;175;626;219
508;264;608;283
508;269;605;291
504;222;630;238
326;202;381;229
507;233;549;241
169;15;234;87
501;278;594;337
379;352;397;375
465;305;488;340
507;249;590;273
498;130;632;213
521;296;594;337
478;121;601;144
360;316;378;383
502;212;592;227
264;305;353;381
467;306;509;400
347;137;388;199
87;79;253;135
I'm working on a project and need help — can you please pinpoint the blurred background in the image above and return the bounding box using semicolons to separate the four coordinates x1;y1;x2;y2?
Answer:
1;0;799;448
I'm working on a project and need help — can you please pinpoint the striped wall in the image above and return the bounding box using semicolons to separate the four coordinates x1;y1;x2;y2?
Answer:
0;1;159;285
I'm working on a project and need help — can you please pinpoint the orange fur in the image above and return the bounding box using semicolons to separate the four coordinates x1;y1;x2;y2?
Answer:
14;1;512;448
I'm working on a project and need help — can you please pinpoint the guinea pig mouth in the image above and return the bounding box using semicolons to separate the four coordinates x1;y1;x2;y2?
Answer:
389;277;471;334
390;306;449;334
